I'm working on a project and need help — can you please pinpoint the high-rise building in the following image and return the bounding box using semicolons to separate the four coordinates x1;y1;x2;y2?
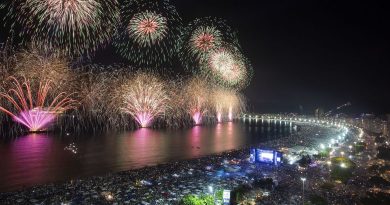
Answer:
360;113;383;133
384;124;388;137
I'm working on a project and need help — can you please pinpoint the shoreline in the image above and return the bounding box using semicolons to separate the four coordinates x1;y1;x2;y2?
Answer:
0;123;346;204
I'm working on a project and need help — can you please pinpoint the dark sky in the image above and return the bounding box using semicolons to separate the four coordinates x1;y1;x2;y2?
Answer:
174;0;389;115
1;0;389;115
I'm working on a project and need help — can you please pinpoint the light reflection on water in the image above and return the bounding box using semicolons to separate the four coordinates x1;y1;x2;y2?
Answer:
0;121;293;191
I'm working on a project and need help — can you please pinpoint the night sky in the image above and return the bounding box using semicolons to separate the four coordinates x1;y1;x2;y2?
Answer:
175;0;390;115
1;0;389;115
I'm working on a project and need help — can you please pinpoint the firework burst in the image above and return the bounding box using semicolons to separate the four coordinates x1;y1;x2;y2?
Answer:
3;0;119;57
179;17;239;71
190;26;222;57
119;72;170;128
0;77;78;132
127;11;168;47
114;0;182;67
201;45;253;90
181;76;211;125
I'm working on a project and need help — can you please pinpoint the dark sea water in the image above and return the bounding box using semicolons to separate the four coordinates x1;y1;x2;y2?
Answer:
0;120;294;192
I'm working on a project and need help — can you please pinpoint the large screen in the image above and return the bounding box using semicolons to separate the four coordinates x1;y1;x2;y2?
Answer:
250;148;282;165
256;149;274;163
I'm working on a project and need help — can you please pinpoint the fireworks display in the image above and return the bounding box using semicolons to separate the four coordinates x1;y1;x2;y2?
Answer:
202;45;253;90
0;77;77;132
0;43;13;83
127;11;168;47
114;0;181;67
212;88;244;122
0;55;248;132
2;0;119;57
181;76;211;125
179;17;252;90
0;1;253;133
120;72;170;128
11;49;77;94
179;17;239;71
70;68;116;130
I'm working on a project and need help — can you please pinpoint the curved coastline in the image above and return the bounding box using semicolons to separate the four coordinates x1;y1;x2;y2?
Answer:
0;119;353;204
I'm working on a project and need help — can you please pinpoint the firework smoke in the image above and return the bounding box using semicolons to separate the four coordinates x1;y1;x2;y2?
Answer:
11;49;77;94
212;88;244;122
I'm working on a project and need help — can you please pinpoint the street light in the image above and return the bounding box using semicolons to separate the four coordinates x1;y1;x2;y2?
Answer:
208;185;213;194
208;185;215;204
301;177;306;205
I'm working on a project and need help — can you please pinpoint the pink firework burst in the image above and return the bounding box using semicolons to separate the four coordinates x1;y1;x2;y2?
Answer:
192;111;202;125
216;112;222;123
182;77;210;126
137;18;159;35
188;26;222;57
193;32;216;52
13;108;56;132
0;77;77;132
127;11;168;47
135;112;154;128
